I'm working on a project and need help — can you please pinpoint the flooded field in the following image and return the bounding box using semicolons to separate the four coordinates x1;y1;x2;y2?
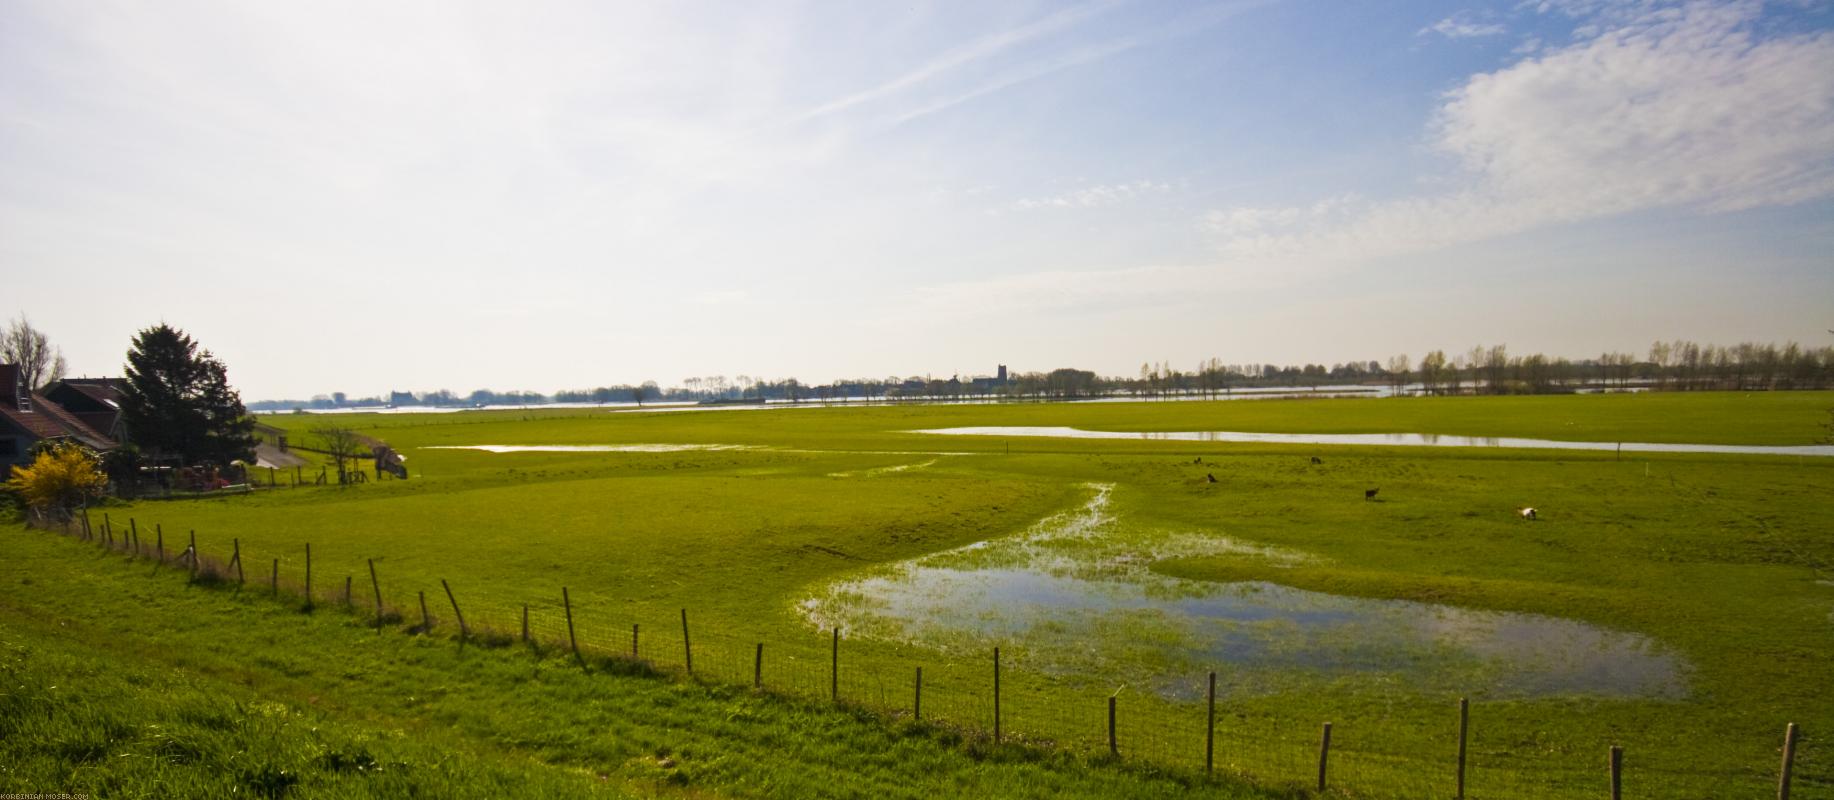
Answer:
916;426;1834;456
801;485;1685;699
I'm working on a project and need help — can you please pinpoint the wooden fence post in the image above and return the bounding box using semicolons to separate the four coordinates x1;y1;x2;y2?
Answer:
1609;745;1622;800
1318;722;1332;793
442;579;467;639
914;667;923;721
233;539;244;585
1206;671;1216;775
993;647;1002;742
188;530;198;577
831;628;840;702
754;643;764;689
562;587;582;666
680;609;692;674
304;543;312;606
344;576;352;608
156;524;164;564
1108;695;1118;756
367;559;383;632
1457;697;1470;800
632;624;640;660
129;518;137;555
1779;723;1799;800
270;558;278;596
417;591;430;632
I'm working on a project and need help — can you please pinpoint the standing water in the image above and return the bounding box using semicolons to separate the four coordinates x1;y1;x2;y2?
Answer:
799;485;1685;698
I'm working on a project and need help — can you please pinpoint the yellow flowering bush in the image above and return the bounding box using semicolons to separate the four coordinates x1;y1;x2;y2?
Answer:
5;441;107;514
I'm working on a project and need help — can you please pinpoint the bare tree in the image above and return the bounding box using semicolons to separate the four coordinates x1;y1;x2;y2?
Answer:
1385;354;1411;392
309;423;366;485
1;314;68;391
1419;350;1448;395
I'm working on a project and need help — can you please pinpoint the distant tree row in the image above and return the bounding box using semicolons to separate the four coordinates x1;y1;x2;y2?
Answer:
246;338;1834;411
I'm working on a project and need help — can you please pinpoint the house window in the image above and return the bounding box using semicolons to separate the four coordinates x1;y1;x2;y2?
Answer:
0;438;16;457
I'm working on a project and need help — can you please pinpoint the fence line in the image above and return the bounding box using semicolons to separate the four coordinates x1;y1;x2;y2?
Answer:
22;508;1817;800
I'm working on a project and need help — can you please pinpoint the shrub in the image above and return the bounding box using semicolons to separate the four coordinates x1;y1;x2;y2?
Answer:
4;441;107;516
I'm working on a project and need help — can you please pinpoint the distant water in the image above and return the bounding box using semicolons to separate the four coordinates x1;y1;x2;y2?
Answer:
915;426;1834;457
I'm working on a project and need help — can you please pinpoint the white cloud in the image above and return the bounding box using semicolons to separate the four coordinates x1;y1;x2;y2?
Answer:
1420;14;1509;39
1013;180;1170;210
1211;1;1834;263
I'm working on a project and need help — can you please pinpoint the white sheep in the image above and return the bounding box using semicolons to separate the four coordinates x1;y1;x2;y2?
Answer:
1517;507;1538;521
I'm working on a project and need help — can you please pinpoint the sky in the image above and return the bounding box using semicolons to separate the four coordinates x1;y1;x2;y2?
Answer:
3;0;1831;400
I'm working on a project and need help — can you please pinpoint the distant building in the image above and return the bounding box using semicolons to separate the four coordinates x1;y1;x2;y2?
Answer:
0;364;118;476
997;364;1007;382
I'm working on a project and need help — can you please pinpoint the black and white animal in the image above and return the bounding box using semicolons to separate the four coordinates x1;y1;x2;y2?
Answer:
1206;473;1218;483
1365;488;1379;500
1193;457;1203;464
1517;507;1538;521
1310;456;1323;465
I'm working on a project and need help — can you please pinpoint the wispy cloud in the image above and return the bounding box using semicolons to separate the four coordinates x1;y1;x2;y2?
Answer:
796;1;1121;122
883;36;1146;127
1012;180;1170;211
1419;14;1508;38
1211;1;1834;263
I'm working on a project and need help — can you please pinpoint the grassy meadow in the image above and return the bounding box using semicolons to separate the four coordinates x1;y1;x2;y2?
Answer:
4;391;1831;798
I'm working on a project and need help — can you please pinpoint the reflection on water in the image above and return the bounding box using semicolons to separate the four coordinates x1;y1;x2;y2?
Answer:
915;426;1834;457
800;485;1685;699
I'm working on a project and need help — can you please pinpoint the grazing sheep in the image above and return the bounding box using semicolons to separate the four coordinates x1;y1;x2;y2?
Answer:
1311;456;1323;465
1193;457;1203;464
1365;488;1379;500
1518;507;1537;521
1206;473;1218;483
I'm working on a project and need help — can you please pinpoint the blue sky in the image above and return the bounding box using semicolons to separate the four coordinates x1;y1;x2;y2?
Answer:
3;0;1831;399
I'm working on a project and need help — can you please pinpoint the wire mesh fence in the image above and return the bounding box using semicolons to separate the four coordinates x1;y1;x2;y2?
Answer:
28;508;1820;799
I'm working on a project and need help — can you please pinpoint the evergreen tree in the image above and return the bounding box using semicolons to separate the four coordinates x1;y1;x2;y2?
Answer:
120;324;256;467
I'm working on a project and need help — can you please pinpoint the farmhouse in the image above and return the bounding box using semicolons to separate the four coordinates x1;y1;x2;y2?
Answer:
0;364;118;476
42;377;129;442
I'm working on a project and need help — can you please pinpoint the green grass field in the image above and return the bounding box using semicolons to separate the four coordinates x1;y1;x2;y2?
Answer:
4;392;1830;798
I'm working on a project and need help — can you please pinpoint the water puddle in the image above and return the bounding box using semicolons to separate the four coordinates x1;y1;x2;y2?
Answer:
800;485;1685;699
828;459;940;478
423;444;755;453
915;426;1834;457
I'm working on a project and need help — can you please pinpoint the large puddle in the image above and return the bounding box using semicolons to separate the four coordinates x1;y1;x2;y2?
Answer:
915;426;1834;457
800;485;1685;699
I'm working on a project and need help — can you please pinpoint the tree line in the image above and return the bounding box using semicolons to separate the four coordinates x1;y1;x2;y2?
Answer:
241;338;1834;411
